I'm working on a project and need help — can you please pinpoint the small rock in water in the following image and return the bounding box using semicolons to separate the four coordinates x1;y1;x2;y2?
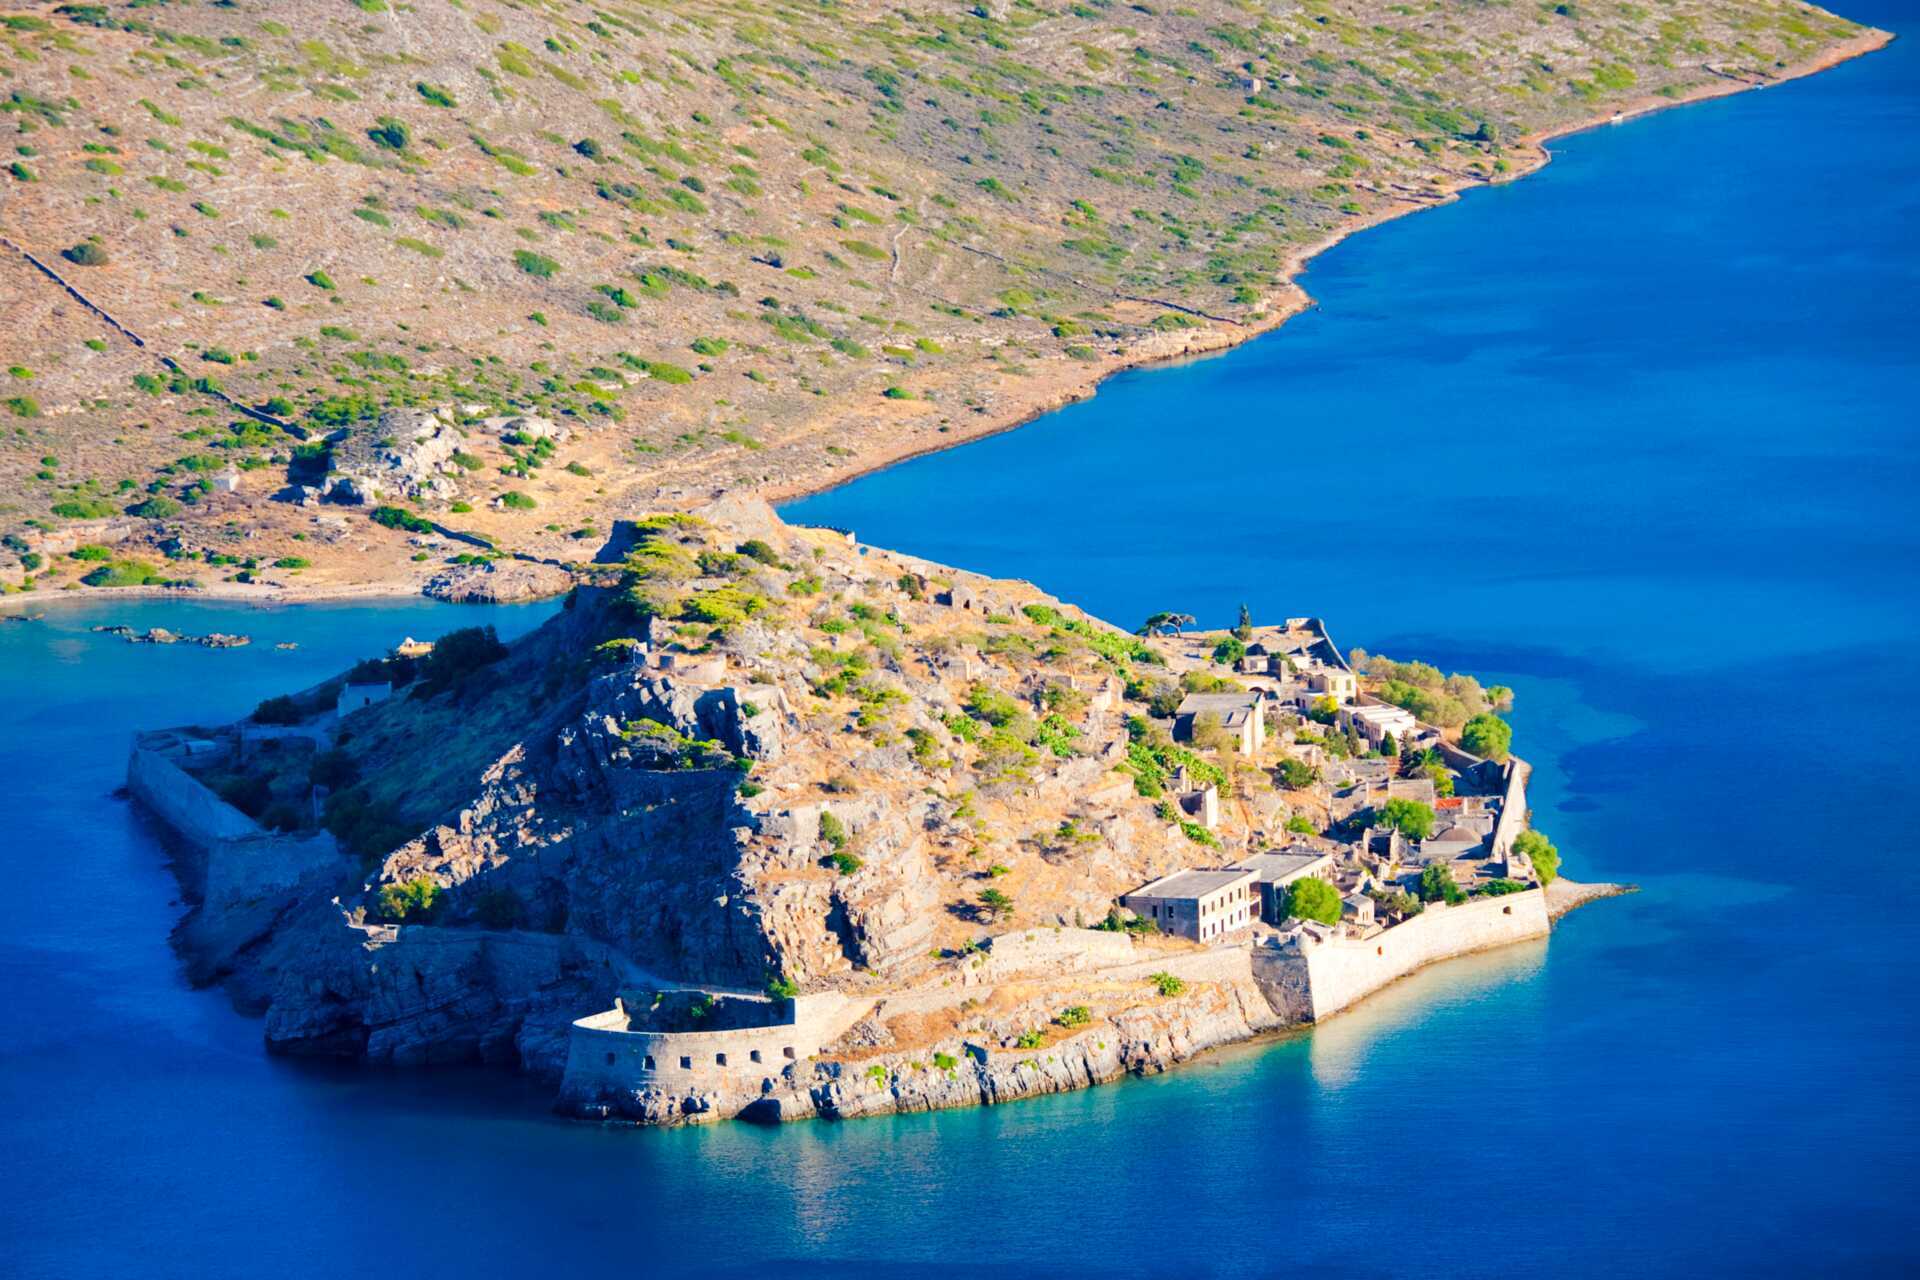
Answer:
92;623;250;648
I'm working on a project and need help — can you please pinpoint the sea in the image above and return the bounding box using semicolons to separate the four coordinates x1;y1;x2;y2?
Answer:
5;13;1917;1276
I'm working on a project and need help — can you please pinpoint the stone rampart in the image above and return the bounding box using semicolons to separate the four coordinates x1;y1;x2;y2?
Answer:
128;741;339;907
556;991;873;1108
970;926;1139;983
128;743;260;847
1489;757;1531;856
1254;890;1550;1022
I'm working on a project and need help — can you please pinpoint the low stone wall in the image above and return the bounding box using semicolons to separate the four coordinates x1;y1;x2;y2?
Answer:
971;926;1139;983
1257;890;1551;1022
556;992;873;1110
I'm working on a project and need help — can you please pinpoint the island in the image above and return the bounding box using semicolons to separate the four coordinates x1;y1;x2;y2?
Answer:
129;500;1621;1125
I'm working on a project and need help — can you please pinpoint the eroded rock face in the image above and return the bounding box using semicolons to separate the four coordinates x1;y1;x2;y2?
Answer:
262;924;623;1078
423;560;574;604
323;409;463;505
150;510;1250;1101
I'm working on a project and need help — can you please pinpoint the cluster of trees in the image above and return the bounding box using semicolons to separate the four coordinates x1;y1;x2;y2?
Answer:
1461;713;1512;763
1375;797;1436;840
1352;650;1513;730
1418;862;1466;905
416;625;508;697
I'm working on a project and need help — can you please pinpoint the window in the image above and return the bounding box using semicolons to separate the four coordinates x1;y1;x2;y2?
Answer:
680;1056;692;1069
644;1055;656;1070
716;1053;728;1067
783;1046;796;1060
605;1052;616;1066
750;1049;763;1064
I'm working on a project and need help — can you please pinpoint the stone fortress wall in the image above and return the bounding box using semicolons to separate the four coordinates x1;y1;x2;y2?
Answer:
1489;756;1531;856
557;991;874;1111
127;732;338;907
1255;888;1550;1023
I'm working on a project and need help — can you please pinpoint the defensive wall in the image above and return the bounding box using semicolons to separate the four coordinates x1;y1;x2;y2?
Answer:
127;732;339;906
1253;888;1551;1023
556;991;874;1106
1488;757;1531;857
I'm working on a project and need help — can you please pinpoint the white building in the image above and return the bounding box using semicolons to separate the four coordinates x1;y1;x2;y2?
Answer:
336;681;392;719
1340;703;1418;752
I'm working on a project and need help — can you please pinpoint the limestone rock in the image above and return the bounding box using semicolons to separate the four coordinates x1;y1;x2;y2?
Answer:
423;559;574;603
323;409;464;505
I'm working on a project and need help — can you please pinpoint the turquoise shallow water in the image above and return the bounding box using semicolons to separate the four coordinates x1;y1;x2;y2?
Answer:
7;16;1920;1278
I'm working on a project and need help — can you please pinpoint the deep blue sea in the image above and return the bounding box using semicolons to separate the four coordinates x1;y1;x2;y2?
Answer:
7;17;1920;1277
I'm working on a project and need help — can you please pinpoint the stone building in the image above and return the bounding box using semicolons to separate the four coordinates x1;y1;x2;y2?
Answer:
1174;690;1267;755
1233;849;1333;925
1340;703;1417;752
1122;868;1259;943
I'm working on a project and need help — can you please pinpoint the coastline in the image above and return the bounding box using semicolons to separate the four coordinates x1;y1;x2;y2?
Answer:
755;27;1896;509
2;28;1890;614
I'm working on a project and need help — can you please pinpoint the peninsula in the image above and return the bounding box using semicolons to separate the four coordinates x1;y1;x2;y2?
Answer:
0;0;1889;603
131;500;1621;1124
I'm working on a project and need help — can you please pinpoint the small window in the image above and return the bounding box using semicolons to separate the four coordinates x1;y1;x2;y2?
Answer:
750;1049;763;1064
680;1055;692;1070
644;1055;656;1070
604;1052;616;1066
716;1053;728;1067
783;1046;796;1060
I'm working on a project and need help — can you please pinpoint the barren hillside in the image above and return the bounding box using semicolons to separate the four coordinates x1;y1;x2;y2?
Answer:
0;0;1878;594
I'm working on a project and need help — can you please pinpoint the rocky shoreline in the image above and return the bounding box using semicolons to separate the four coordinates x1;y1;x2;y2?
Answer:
123;501;1639;1131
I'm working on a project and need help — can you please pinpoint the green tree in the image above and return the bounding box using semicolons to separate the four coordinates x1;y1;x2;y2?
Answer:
377;877;439;921
1284;876;1343;925
1461;713;1513;762
1233;602;1253;640
978;887;1013;921
1376;797;1436;840
1136;611;1194;637
1211;635;1246;666
1418;862;1466;904
417;625;507;694
1284;814;1317;835
251;694;302;725
1514;829;1560;886
1276;758;1318;790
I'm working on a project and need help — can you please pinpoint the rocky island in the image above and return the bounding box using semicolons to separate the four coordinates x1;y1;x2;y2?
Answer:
131;500;1617;1125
